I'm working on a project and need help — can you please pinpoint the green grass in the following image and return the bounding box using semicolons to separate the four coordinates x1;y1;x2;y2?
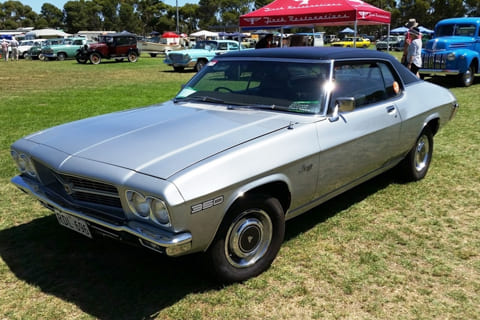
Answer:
0;54;479;320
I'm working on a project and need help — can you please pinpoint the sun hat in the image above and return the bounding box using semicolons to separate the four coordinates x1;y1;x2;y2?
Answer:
405;18;419;28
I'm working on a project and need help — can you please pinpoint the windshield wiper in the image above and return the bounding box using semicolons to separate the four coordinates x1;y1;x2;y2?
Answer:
175;96;226;104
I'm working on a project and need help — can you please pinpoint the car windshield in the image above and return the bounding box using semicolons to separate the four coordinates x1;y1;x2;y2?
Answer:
193;41;218;50
436;23;477;37
175;59;331;115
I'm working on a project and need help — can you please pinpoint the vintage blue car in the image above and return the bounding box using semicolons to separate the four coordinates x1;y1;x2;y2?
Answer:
164;39;247;72
11;47;458;283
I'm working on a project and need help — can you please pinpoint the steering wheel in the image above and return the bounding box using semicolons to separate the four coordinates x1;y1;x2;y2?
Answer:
214;87;233;92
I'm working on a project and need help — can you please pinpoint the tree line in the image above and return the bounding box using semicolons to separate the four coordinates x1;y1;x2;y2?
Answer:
0;0;478;37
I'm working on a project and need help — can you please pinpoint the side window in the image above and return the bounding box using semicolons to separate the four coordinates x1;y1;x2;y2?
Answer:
331;61;401;111
218;43;228;50
229;42;239;50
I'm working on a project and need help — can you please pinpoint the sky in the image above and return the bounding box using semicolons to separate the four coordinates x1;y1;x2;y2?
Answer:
18;0;197;14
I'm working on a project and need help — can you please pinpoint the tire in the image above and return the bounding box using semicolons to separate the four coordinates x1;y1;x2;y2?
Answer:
458;65;474;87
149;53;157;58
38;53;45;61
57;52;66;61
76;56;88;64
206;194;285;283
399;127;434;181
195;59;207;72
128;51;138;63
89;52;101;65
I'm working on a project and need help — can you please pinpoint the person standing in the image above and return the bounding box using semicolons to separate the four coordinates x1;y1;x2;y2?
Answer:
401;18;421;66
1;39;9;61
407;27;422;77
10;37;19;61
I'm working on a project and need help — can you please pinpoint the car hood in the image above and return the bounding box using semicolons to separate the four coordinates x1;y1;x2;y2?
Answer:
24;101;292;179
168;49;213;56
425;37;475;51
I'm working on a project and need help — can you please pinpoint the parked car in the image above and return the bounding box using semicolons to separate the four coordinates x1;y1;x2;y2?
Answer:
420;17;480;87
75;32;139;64
27;38;64;60
330;37;371;48
164;40;247;72
17;39;47;58
42;37;91;61
375;35;405;51
10;47;458;283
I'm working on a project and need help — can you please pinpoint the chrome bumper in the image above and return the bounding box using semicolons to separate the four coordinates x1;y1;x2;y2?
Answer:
11;175;192;256
419;68;460;76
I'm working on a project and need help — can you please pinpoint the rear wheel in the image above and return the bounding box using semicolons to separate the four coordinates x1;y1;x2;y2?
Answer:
399;127;434;181
127;51;138;62
89;52;101;65
206;194;285;283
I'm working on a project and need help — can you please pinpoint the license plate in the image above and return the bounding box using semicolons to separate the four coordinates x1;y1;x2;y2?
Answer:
55;210;92;238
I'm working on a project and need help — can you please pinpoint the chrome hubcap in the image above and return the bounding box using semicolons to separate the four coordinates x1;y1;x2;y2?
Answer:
414;134;430;172
225;209;272;268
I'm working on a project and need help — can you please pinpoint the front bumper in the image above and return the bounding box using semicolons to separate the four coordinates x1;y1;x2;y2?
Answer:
12;175;193;256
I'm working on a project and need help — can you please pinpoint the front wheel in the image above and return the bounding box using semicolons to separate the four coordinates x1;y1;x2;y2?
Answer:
57;52;66;61
458;66;475;87
195;59;207;72
399;127;434;181
206;195;285;283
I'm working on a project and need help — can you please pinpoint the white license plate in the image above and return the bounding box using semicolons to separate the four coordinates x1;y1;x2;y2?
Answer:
55;210;92;238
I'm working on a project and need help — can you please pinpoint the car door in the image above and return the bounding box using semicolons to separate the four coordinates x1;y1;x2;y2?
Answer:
315;61;404;196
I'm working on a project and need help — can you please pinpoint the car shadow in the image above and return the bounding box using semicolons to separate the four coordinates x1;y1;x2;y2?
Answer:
1;170;398;319
424;75;480;88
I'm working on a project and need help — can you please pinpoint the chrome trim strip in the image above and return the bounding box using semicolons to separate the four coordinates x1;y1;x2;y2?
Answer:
11;175;192;255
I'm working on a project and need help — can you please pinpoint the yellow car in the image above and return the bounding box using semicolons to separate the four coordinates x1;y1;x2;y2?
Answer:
331;37;371;48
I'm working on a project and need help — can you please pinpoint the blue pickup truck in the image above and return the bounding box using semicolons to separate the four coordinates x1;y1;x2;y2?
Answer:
420;17;480;87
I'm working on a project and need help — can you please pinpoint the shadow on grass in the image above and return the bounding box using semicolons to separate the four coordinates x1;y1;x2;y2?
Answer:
0;170;398;319
0;216;215;319
284;169;397;241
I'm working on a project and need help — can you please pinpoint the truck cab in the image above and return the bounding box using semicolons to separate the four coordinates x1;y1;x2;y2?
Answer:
420;17;480;87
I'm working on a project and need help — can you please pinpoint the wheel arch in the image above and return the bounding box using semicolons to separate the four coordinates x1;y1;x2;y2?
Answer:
204;176;291;251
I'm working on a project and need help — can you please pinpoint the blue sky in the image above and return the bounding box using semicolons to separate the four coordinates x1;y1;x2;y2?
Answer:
19;0;196;14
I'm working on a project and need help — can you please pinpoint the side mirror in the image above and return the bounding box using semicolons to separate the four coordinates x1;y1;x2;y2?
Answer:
329;97;355;122
336;97;355;112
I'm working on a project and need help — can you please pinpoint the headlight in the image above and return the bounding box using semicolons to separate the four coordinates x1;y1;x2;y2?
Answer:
126;190;150;218
11;150;37;178
447;52;456;61
151;198;170;225
126;190;171;226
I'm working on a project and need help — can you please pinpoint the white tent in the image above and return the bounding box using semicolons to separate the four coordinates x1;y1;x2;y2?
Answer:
25;28;72;39
189;30;218;38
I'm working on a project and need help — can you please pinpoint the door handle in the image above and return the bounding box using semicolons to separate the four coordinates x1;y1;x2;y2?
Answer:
386;105;396;113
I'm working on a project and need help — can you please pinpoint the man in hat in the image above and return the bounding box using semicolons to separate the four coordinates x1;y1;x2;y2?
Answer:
406;27;422;77
401;18;421;66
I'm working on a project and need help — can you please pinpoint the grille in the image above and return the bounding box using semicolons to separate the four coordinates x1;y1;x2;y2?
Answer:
169;53;186;63
57;174;122;209
421;52;447;69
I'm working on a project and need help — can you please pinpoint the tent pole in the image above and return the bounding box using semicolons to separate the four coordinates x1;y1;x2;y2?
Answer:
354;20;358;47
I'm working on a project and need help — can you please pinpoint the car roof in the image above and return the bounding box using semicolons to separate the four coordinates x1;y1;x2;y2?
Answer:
217;47;419;84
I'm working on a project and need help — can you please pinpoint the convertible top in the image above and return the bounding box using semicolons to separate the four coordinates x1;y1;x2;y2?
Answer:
218;47;420;85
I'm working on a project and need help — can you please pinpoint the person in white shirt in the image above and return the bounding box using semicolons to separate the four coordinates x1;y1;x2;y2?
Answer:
407;27;422;78
10;37;19;61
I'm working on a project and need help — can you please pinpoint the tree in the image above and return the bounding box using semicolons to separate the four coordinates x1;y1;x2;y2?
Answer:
40;3;64;29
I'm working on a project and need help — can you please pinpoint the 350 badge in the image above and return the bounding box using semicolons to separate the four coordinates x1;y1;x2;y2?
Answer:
191;196;224;214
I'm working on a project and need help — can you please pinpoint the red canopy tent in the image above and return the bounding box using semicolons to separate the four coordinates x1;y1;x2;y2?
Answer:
239;0;390;30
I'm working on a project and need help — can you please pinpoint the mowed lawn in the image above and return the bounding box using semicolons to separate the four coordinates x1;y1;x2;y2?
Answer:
0;55;478;320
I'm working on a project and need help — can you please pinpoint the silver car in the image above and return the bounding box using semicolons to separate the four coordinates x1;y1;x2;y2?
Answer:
11;47;458;283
